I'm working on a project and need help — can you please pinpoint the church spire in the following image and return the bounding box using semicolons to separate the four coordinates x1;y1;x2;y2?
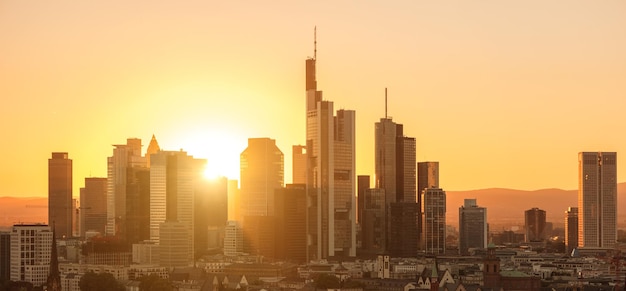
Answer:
46;223;61;291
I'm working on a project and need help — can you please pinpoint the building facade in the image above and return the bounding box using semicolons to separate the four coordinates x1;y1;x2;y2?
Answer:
106;138;146;236
578;152;617;248
49;153;73;238
458;199;487;255
79;178;107;238
565;207;579;254
10;224;52;286
525;208;547;242
422;188;446;254
292;145;307;185
240;138;284;216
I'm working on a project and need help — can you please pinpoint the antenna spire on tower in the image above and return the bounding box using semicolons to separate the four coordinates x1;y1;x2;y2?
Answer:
385;87;388;119
314;26;317;60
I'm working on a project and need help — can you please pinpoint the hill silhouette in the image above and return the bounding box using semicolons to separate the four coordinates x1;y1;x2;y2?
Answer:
447;182;626;229
2;183;626;230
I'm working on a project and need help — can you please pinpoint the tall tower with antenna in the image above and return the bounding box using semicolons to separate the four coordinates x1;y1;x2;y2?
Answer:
374;88;419;257
305;28;356;260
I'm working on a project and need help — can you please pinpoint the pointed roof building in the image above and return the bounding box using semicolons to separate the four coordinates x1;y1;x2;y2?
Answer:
46;225;61;291
146;134;160;167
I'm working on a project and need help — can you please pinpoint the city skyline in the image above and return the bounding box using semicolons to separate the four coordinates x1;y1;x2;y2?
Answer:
2;1;626;198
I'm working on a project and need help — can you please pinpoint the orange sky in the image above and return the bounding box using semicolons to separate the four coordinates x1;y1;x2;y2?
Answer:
1;1;625;198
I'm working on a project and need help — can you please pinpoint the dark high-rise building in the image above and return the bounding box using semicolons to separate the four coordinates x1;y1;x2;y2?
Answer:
79;177;107;238
388;202;420;257
240;138;284;217
195;176;228;257
565;207;578;254
274;184;307;263
305;32;356;260
243;215;276;258
357;175;370;224
358;188;385;258
525;208;546;242
417;162;439;197
459;199;487;255
125;167;150;244
422;188;446;254
578;152;617;248
0;232;9;281
48;152;73;238
292;145;307;185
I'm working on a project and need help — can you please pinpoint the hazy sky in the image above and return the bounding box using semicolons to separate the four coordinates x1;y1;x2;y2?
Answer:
1;1;625;197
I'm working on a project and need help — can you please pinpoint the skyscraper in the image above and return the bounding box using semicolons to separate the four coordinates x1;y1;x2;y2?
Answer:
48;153;73;239
359;188;385;257
357;175;370;224
578;152;617;248
0;232;9;282
274;184;307;263
422;188;446;254
565;207;579;254
150;150;204;266
292;145;307;185
305;31;356;259
417;162;439;196
106;138;146;236
374;102;418;257
195;176;228;257
79;177;107;238
459;199;487;255
525;207;546;242
240;138;284;216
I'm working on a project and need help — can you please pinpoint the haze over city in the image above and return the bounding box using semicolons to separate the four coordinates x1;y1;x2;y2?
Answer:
1;0;625;198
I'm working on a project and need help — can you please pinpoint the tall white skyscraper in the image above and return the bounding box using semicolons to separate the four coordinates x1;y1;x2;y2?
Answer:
305;31;356;260
150;150;205;266
578;152;617;248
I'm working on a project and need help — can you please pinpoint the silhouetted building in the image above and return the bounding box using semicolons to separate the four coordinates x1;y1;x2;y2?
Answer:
305;39;356;259
417;162;439;198
359;188;385;257
243;215;276;259
49;152;72;238
357;175;370;224
80;177;107;238
578;152;617;248
145;134;160;167
417;161;439;245
0;232;10;282
525;207;546;242
159;221;190;268
422;188;446;254
107;138;146;236
195;176;228;257
375;111;418;257
565;206;579;254
274;184;307;263
10;224;52;286
483;243;501;289
292;145;307;185
240;138;284;216
125;167;150;244
46;228;60;291
388;202;420;257
82;237;131;266
459;199;487;255
227;179;241;222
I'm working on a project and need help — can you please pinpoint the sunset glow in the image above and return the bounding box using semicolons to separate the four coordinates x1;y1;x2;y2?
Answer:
1;1;625;198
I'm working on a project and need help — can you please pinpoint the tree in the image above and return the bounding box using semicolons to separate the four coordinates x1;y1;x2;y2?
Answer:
139;274;172;291
79;272;124;291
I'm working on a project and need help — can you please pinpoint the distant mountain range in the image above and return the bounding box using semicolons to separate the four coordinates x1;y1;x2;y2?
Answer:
2;183;626;230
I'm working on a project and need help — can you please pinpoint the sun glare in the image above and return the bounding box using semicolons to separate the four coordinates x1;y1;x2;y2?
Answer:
170;129;245;182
